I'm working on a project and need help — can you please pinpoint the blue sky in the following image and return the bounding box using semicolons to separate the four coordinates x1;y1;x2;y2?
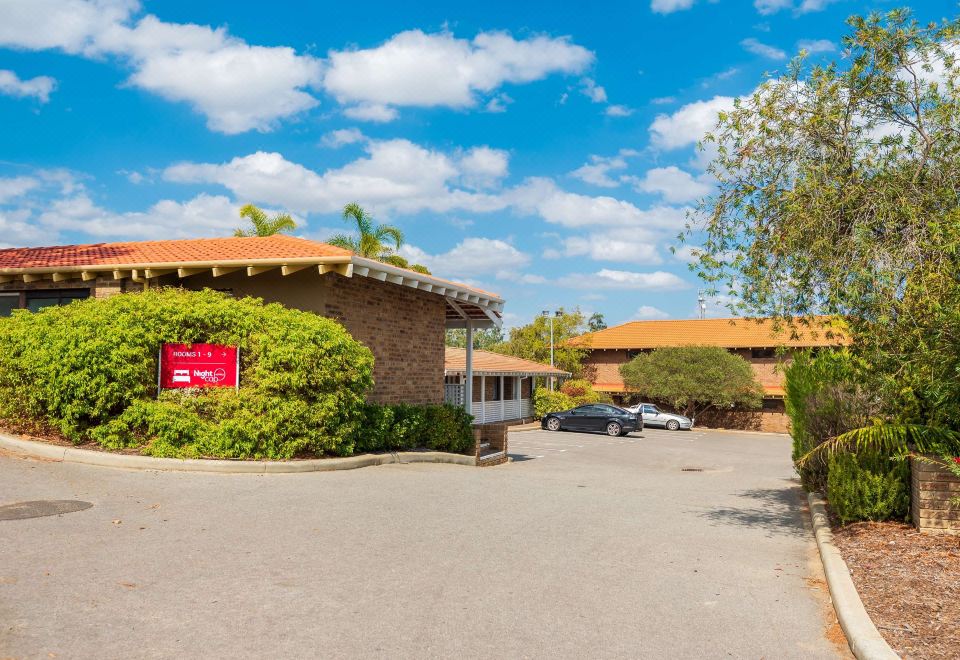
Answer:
0;0;949;328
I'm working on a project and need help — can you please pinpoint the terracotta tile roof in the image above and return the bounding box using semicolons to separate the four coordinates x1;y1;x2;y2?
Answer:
0;235;353;269
568;317;846;350
445;347;570;376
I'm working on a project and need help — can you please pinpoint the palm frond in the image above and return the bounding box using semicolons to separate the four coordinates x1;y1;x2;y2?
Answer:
267;213;296;235
381;254;409;268
343;202;373;236
797;423;960;466
375;224;404;250
358;233;384;259
327;234;358;252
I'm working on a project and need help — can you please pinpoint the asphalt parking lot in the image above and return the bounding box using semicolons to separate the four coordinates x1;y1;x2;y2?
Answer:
0;427;843;659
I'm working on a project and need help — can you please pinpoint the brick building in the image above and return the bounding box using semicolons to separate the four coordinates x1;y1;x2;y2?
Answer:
569;317;845;433
0;235;503;406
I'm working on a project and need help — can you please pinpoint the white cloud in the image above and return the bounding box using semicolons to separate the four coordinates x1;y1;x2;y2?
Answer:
569;151;636;188
0;207;50;248
559;269;689;291
323;29;593;115
580;77;607;103
36;192;243;239
399;237;529;279
550;228;664;265
458;146;510;189
342;103;399;123
797;39;835;54
0;1;322;133
0;176;40;203
484;93;512;113
754;0;835;14
163;140;505;215
0;70;56;102
633;166;712;203
649;95;735;150
740;38;787;60
511;177;689;229
634;305;669;319
605;104;633;117
321;128;366;148
651;0;696;14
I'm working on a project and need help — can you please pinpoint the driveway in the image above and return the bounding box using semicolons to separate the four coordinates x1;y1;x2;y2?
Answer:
0;428;843;659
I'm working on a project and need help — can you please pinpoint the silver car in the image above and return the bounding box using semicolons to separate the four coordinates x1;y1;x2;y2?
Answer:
626;403;693;431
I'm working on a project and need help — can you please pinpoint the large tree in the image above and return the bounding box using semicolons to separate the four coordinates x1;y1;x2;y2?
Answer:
233;204;296;237
491;309;590;375
328;203;431;274
620;346;763;420
687;9;960;426
445;327;504;350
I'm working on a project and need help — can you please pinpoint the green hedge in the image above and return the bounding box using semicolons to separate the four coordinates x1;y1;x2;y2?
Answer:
533;389;573;419
0;288;473;459
355;403;474;454
827;452;910;524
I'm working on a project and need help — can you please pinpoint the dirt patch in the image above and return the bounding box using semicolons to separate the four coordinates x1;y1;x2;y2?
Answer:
832;520;960;659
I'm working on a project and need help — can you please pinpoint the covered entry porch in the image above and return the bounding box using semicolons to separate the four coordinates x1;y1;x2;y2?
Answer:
444;347;570;424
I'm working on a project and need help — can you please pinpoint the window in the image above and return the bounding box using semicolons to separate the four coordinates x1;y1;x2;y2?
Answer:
762;398;784;412
642;405;658;414
25;289;90;312
491;377;501;401
0;294;18;317
751;348;776;359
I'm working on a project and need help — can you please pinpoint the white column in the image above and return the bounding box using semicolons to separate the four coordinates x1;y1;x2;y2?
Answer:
500;375;505;421
464;321;473;416
480;374;486;423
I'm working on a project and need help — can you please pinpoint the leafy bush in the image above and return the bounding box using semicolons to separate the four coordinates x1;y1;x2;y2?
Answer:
354;403;473;454
559;378;600;406
0;288;374;458
533;389;573;419
827;452;910;524
784;349;878;491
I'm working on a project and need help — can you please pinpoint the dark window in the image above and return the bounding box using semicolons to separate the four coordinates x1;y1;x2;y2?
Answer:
25;289;90;313
491;377;501;401
751;348;776;359
762;398;784;412
0;294;18;317
625;349;644;360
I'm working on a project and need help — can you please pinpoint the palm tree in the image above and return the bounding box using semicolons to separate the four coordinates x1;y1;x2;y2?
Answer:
234;204;297;237
328;203;431;273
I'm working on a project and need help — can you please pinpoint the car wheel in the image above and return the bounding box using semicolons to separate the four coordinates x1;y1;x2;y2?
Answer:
666;419;680;431
606;421;622;437
546;417;561;431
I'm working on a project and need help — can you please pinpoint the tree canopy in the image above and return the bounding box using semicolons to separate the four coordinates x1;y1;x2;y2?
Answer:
445;327;504;350
328;203;431;274
687;9;960;426
233;204;296;237
620;346;763;420
588;312;607;332
491;309;590;375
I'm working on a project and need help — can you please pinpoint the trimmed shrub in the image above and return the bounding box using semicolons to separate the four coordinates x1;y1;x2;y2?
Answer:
0;288;373;458
827;452;910;524
784;349;878;492
533;389;573;419
355;403;473;454
559;378;601;406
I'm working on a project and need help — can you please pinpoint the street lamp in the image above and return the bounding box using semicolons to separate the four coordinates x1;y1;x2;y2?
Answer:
542;309;560;390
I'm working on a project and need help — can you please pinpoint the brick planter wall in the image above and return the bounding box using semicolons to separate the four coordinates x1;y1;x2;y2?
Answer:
911;455;960;535
473;423;508;467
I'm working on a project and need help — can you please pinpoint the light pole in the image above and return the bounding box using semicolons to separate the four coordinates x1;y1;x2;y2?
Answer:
542;309;560;390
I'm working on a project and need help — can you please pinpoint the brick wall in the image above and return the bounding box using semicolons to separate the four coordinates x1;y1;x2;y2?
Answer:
911;455;960;535
694;407;789;433
195;268;446;405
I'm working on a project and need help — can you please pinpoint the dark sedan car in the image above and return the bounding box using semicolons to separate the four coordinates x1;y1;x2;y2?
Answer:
541;403;641;436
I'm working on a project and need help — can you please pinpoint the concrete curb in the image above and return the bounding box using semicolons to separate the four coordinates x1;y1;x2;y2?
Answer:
0;432;476;474
807;492;900;660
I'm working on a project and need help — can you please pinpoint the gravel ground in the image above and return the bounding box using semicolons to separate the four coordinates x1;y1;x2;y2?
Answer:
832;521;960;659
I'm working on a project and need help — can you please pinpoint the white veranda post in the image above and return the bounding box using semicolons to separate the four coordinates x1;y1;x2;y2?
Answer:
464;321;473;417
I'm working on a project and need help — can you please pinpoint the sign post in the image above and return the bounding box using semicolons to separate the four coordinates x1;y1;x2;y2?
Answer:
158;343;239;392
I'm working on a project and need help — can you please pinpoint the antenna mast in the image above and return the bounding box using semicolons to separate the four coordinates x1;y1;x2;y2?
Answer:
697;290;706;319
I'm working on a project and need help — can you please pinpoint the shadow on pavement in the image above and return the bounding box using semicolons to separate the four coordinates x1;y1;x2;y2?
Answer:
698;481;809;538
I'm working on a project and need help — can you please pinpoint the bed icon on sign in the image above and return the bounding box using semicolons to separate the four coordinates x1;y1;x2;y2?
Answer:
172;369;191;384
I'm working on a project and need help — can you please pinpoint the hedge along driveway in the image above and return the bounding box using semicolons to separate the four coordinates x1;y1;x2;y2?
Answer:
0;288;474;460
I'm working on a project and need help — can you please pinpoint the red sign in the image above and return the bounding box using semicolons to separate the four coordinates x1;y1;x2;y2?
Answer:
159;343;239;390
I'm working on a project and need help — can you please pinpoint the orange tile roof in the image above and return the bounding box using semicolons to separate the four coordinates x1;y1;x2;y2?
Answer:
569;317;846;350
0;235;352;269
445;347;570;376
